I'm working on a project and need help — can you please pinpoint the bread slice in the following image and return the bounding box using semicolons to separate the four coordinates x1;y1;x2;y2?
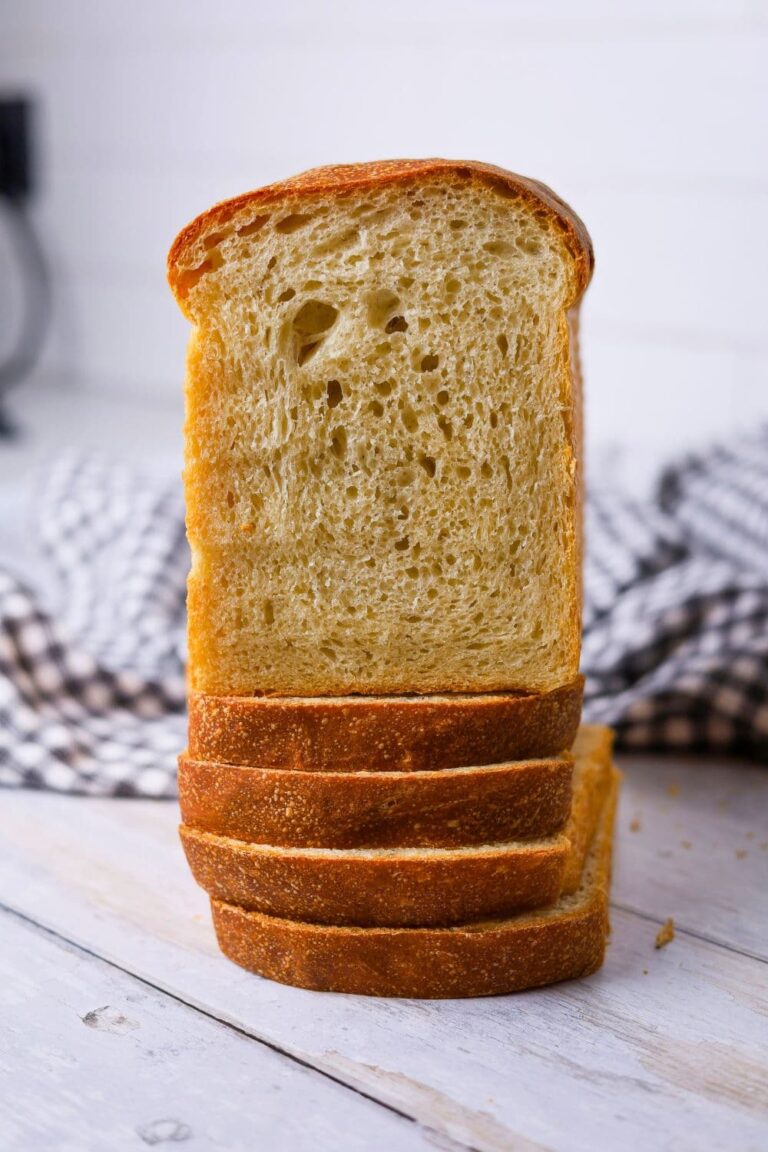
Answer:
179;727;611;927
187;677;583;772
168;160;592;697
209;765;619;997
178;750;572;850
179;725;610;851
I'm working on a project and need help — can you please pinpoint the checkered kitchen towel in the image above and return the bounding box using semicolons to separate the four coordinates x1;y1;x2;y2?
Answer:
1;435;767;796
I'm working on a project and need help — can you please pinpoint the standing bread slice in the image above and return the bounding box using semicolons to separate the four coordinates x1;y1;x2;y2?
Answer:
209;765;619;998
169;160;592;697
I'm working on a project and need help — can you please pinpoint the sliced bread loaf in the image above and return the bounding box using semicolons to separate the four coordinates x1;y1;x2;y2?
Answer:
187;677;583;772
179;726;611;927
168;160;592;696
209;764;619;997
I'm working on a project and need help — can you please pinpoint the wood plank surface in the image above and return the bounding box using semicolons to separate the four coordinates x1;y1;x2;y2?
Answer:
614;753;768;959
0;909;434;1152
0;752;766;1151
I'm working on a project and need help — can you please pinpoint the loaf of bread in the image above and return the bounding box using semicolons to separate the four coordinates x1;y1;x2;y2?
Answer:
168;160;592;696
210;765;618;998
187;678;583;772
179;725;610;927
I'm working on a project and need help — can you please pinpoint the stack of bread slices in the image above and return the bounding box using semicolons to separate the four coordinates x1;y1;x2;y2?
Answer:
168;159;619;998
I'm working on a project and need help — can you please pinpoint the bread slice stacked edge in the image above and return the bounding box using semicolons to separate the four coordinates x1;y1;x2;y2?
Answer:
179;726;611;927
209;765;619;998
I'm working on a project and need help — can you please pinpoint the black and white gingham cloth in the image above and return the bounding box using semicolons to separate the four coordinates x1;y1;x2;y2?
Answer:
1;435;767;796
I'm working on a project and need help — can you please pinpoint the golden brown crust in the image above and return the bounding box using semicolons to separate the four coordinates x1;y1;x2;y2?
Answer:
178;726;612;928
187;678;584;772
180;827;568;928
208;766;619;997
168;159;594;310
177;753;573;849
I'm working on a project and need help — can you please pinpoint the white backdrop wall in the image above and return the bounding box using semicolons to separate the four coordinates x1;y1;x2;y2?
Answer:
1;0;767;486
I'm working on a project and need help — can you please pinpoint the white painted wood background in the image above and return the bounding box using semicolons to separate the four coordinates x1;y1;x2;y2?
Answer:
1;0;768;487
0;752;766;1151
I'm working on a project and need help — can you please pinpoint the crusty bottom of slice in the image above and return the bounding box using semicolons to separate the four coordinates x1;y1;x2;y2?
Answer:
210;765;620;998
179;728;611;927
187;677;583;772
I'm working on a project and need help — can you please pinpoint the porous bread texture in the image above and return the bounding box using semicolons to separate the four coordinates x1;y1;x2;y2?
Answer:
169;160;591;695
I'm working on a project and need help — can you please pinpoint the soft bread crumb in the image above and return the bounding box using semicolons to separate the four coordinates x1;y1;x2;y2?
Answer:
175;168;585;695
655;918;675;949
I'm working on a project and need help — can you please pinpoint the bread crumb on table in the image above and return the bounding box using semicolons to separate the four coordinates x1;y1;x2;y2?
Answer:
655;918;675;949
630;817;642;833
680;840;692;850
736;849;748;860
665;783;680;798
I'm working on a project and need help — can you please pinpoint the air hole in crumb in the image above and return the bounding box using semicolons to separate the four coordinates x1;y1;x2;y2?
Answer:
293;300;338;335
237;215;269;237
263;600;274;625
516;236;541;255
481;462;492;479
401;407;418;433
203;231;227;250
374;380;393;396
276;213;313;234
490;411;499;429
456;465;471;480
497;334;509;357
437;415;453;440
366;288;400;328
346;485;358;498
450;219;468;230
330;427;347;459
226;491;235;509
483;239;516;257
436;389;450;406
445;278;460;294
297;341;320;367
420;354;439;372
418;453;436;477
385;315;408;334
369;400;385;417
326;380;343;408
406;566;419;578
395;536;409;552
278;288;296;302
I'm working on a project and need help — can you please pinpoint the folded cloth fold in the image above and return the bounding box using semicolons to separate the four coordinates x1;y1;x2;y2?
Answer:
1;435;766;796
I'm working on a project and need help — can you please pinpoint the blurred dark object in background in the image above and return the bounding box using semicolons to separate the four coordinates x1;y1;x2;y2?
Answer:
0;95;50;437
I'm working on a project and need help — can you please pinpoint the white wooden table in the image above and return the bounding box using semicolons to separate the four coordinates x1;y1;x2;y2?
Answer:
1;752;766;1151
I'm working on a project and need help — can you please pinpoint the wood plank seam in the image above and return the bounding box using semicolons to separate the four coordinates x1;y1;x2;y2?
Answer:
610;901;768;965
0;899;469;1151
